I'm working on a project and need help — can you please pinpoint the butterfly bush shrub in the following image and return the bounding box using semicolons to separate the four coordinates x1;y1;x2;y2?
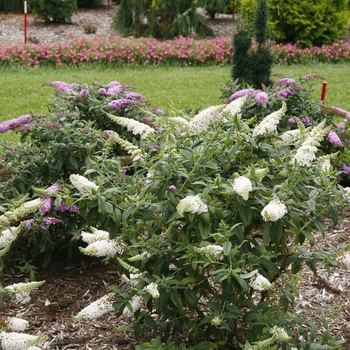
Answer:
220;74;350;185
0;80;161;270
67;97;348;349
0;80;349;348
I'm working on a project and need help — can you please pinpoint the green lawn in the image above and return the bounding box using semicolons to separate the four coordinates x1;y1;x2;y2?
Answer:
0;63;349;137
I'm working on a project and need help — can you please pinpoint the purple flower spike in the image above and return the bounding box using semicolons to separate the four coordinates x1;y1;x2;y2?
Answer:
108;99;137;110
301;118;313;126
46;184;62;194
336;121;345;130
342;163;350;174
107;85;123;96
0;114;33;133
102;130;120;138
79;89;89;99
332;107;350;121
277;87;297;99
274;78;295;87
228;88;256;101
328;130;343;147
168;185;177;191
255;92;268;108
287;117;296;124
98;88;108;95
125;92;145;100
43;216;61;229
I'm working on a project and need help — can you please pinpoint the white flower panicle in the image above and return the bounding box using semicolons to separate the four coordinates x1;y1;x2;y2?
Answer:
176;195;208;217
292;120;329;167
249;273;273;291
73;293;115;321
253;102;287;137
232;176;253;201
144;282;160;298
0;331;46;350
275;129;300;147
292;144;318;166
188;105;225;135
219;95;248;118
122;295;144;317
168;117;189;131
194;245;224;259
6;317;29;332
269;325;291;342
261;199;287;222
0;224;23;249
5;281;46;302
79;238;126;257
70;174;99;195
80;227;110;244
114;137;142;159
0;198;45;225
106;113;154;139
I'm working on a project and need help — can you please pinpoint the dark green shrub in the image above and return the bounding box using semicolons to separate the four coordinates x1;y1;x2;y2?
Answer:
268;0;349;46
198;0;231;19
28;0;77;23
231;0;273;88
77;0;103;8
0;0;23;13
231;28;252;86
112;0;215;39
250;0;273;88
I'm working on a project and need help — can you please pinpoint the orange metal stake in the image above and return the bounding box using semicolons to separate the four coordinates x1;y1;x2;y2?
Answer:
24;1;27;44
321;82;327;104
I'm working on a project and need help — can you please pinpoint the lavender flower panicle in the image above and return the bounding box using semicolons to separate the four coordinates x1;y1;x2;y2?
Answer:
274;78;295;87
108;99;138;110
255;91;268;108
228;88;256;101
328;130;343;147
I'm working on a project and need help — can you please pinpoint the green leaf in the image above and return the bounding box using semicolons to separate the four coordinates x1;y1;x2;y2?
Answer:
223;241;232;255
170;289;183;313
238;204;252;226
184;288;198;308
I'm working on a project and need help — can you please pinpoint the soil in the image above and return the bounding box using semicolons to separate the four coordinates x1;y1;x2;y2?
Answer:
1;2;350;349
0;1;234;45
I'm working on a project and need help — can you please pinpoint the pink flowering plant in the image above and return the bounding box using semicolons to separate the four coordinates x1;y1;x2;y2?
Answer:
1;81;349;349
0;36;349;67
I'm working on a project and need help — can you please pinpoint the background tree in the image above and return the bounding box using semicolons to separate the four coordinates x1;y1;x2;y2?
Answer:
231;0;273;88
112;0;215;39
250;0;273;88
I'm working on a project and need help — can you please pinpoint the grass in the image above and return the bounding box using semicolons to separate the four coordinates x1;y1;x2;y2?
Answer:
1;63;350;142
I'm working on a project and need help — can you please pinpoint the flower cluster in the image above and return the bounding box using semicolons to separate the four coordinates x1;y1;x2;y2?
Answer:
261;200;287;222
0;114;32;133
194;244;224;259
252;102;287;137
4;280;46;302
176;195;208;217
122;295;144;317
106;113;154;139
0;331;46;350
249;273;273;291
188;105;225;135
72;293;115;321
69;174;99;195
144;282;160;298
232;176;253;201
79;227;127;257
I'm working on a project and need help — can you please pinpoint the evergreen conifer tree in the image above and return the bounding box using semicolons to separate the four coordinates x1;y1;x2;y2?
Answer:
231;0;273;88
